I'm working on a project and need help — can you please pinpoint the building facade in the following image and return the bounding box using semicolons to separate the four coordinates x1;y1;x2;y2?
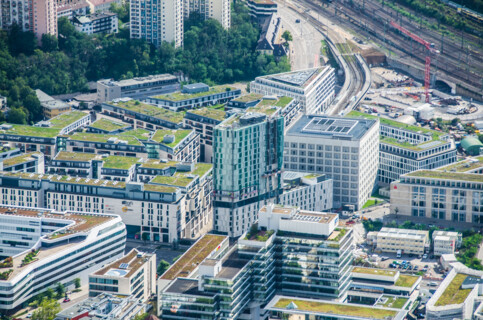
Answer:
390;157;483;226
72;12;118;34
250;67;336;114
0;206;126;311
213;105;284;237
184;0;230;29
246;0;278;18
284;115;379;210
433;231;462;256
130;0;183;48
376;227;429;255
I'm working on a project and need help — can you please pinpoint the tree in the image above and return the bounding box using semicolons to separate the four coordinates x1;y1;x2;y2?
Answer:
157;259;170;275
55;282;65;298
133;313;148;320
142;232;149;243
74;278;81;289
41;34;58;52
281;30;293;45
7;108;27;124
44;288;55;300
110;2;130;23
31;298;60;320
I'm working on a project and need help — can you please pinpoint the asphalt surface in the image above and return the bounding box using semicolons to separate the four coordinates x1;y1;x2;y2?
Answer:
125;239;187;268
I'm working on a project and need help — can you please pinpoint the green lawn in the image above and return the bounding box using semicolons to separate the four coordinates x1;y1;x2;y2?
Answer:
362;199;377;209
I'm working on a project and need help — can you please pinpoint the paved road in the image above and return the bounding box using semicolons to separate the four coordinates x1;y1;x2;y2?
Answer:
277;1;325;70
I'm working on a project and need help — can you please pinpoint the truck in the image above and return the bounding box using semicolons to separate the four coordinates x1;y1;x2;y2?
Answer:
397;250;402;258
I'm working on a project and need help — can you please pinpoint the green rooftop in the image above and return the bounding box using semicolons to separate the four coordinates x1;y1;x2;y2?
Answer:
0;171;126;188
119;129;152;140
380;136;447;151
436;157;483;172
352;267;396;277
435;274;472;306
152;85;236;101
109;100;184;124
48;111;88;129
0;124;60;138
54;151;100;162
405;170;483;183
69;132;143;146
140;159;178;170
151;129;192;147
3;152;41;167
89;118;130;132
273;298;398;319
232;93;263;103
102;156;140;170
144;184;178;193
346;110;444;139
151;174;195;187
395;274;419;288
191;163;213;177
188;107;226;121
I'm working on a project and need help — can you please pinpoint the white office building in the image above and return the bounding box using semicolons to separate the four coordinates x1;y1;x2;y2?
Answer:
433;231;462;256
0;205;126;311
130;0;183;48
284;115;379;210
250;67;336;114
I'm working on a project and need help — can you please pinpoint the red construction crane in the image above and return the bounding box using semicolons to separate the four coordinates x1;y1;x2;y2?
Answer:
390;21;439;103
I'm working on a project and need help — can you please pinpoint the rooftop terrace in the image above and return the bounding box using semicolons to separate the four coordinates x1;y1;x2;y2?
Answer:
272;297;398;319
161;234;226;280
108;99;184;124
152;85;236;101
89;118;130;132
3;152;41;167
102;156;140;170
151;129;192;147
94;249;150;278
48;111;88;129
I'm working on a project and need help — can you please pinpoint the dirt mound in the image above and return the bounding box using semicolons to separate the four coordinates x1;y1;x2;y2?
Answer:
362;48;386;65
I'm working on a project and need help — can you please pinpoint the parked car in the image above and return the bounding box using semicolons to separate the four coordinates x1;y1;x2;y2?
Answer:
295;19;301;23
414;265;419;270
63;298;71;303
429;282;438;287
26;314;32;319
422;254;428;259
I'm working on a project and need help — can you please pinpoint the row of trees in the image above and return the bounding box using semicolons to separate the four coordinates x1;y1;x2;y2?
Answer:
0;3;289;125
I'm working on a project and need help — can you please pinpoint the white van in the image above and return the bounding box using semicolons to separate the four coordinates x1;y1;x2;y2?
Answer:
397;250;402;258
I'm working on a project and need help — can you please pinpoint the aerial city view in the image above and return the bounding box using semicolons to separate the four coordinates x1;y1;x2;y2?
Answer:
0;0;482;319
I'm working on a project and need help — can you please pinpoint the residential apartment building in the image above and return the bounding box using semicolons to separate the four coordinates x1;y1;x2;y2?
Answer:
57;0;90;20
159;204;354;320
87;0;122;12
72;12;118;34
0;161;213;243
284;115;379;210
433;231;462;256
89;249;156;301
130;0;183;48
256;14;287;57
246;0;278;18
183;107;226;162
0;152;44;173
0;0;57;40
184;0;230;29
0;205;126;311
390;156;483;225
144;84;241;112
376;227;429;255
102;99;184;130
87;118;131;134
97;74;179;103
213;102;284;237
250;67;336;114
347;111;457;186
279;171;333;212
56;293;148;320
36;110;92;135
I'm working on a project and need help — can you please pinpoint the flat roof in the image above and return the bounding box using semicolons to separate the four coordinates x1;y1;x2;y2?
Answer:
267;296;399;319
436;156;483;173
47;111;88;129
99;74;177;87
287;115;376;140
119;129;152;141
232;93;264;103
151;129;192;147
0;124;60;138
2;152;41;167
102;156;140;170
54;151;101;162
380;136;448;151
257;67;325;88
187;107;226;121
89;118;130;132
215;251;250;280
152;85;237;101
404;170;483;183
164;278;213;296
378;227;428;240
435;273;472;306
94;249;152;278
69;132;143;146
139;159;178;170
352;267;397;277
161;234;226;280
107;99;184;124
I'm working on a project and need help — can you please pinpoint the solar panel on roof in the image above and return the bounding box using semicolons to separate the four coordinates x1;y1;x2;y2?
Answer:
119;263;129;269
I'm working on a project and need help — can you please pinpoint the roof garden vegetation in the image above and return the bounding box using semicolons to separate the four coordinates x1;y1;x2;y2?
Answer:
69;132;143;146
109;100;184;123
275;96;293;107
90;118;129;132
54;151;99;162
233;93;263;103
144;184;177;193
119;128;152;140
48;111;88;129
151;129;191;147
21;249;39;266
346;110;443;139
188;108;226;121
352;267;396;276
274;298;398;319
0;269;13;280
0;257;13;269
0;124;60;138
395;274;419;287
191;163;213;177
379;296;408;309
3;152;40;167
102;156;140;170
405;170;483;183
140;159;178;170
435;274;472;306
244;223;274;241
437;157;483;172
161;234;226;280
380;136;445;151
48;213;113;239
247;103;279;116
328;228;347;242
151;174;194;187
152;85;236;101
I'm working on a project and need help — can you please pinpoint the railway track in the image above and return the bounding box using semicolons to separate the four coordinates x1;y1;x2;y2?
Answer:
297;0;482;94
